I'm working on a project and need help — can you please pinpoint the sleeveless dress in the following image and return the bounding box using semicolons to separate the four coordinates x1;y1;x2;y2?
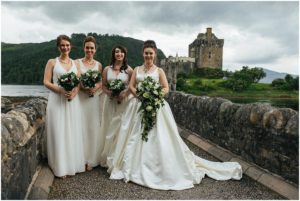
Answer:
99;67;133;167
109;66;243;190
46;58;85;177
78;59;103;168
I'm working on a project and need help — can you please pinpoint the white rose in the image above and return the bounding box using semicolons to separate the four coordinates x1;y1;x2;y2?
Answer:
146;105;153;111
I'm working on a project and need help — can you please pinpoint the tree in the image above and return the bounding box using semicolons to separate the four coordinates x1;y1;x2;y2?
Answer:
250;67;266;83
240;66;266;83
2;34;166;84
223;70;233;78
271;75;299;90
293;76;299;90
284;75;299;90
284;74;294;84
223;67;255;91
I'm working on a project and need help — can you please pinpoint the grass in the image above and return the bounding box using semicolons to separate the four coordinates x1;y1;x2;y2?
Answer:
178;78;299;110
179;78;299;99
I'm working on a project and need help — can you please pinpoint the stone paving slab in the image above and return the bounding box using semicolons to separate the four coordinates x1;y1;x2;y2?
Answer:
47;139;285;200
258;173;299;200
245;166;265;181
28;165;54;200
207;146;232;161
181;127;299;200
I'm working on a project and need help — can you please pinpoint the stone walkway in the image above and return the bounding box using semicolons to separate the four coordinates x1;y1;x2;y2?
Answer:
48;140;284;200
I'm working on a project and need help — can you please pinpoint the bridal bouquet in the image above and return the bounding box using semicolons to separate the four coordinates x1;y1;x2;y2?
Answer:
80;70;102;97
136;76;164;142
57;72;80;101
108;79;126;103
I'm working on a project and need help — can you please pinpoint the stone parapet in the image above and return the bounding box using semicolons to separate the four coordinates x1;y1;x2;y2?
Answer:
1;93;298;199
1;97;47;199
166;91;299;184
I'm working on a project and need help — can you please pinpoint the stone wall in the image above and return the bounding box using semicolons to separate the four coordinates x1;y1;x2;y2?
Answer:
161;60;195;91
1;97;47;199
1;93;298;199
166;91;299;184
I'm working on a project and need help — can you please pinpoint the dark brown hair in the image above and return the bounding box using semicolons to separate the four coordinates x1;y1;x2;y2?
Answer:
110;45;128;73
56;34;71;47
143;40;157;52
83;36;97;48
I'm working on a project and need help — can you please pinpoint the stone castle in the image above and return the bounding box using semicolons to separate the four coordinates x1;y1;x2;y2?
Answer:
189;27;224;69
161;27;224;90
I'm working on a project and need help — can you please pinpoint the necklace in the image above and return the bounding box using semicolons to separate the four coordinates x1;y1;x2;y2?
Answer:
59;57;70;64
84;58;95;65
143;64;154;74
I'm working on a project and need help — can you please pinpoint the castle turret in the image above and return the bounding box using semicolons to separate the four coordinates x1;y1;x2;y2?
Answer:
206;27;212;44
189;27;224;69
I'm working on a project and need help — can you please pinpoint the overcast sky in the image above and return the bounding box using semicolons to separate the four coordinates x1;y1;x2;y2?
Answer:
1;1;299;74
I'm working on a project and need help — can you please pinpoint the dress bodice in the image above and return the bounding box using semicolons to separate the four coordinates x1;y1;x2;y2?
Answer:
53;57;77;85
107;66;129;84
136;66;159;83
79;59;99;74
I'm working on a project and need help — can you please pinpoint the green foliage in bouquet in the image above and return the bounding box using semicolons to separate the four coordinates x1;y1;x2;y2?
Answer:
80;70;101;97
108;79;126;97
136;76;165;142
57;72;80;101
58;72;80;91
80;70;101;88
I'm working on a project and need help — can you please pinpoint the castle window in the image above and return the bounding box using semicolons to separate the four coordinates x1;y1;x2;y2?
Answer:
208;52;211;59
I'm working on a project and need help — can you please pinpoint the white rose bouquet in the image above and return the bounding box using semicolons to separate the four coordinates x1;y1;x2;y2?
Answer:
57;72;80;101
136;76;164;142
108;79;126;103
80;69;101;97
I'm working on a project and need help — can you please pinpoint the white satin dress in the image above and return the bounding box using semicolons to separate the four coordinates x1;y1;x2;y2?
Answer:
99;67;133;167
46;58;85;177
78;59;103;168
109;66;243;190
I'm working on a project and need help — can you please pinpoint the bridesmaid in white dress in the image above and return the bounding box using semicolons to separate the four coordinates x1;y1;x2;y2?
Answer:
43;35;85;178
109;40;243;190
77;36;103;171
99;45;133;167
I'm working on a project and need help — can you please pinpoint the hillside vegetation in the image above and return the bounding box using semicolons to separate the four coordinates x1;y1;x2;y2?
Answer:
1;33;166;84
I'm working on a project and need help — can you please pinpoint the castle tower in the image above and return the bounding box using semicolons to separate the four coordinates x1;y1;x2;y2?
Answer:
188;27;224;69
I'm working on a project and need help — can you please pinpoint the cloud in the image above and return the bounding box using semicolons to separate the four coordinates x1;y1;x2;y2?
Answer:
1;1;299;74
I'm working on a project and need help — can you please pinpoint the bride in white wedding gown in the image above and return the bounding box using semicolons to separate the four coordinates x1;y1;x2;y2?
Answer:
107;40;242;190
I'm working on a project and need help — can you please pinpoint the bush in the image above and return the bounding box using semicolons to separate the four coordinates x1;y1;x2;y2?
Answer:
193;79;203;86
176;77;187;91
177;72;189;79
223;78;251;91
271;78;285;87
194;68;224;79
198;84;215;92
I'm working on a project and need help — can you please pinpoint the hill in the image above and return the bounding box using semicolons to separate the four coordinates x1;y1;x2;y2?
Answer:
1;33;166;85
259;68;298;83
